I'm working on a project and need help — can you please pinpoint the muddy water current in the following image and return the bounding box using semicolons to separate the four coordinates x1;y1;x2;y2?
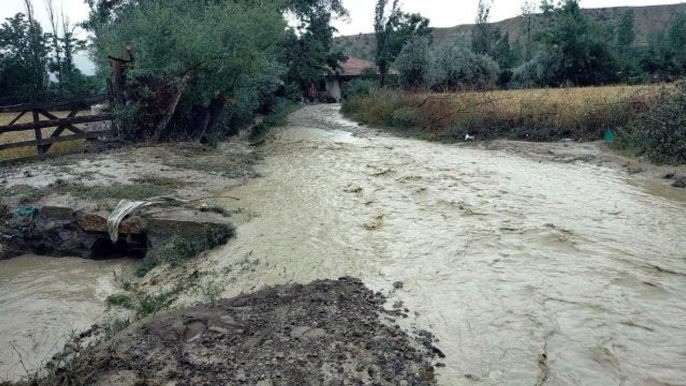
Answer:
0;255;136;380
200;105;686;385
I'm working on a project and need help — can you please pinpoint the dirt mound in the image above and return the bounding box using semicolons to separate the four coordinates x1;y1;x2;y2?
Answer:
60;277;441;385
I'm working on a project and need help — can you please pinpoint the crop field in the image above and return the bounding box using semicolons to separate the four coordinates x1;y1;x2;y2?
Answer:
0;111;88;161
343;84;676;142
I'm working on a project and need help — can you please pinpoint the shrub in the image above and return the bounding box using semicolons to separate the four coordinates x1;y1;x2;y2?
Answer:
391;107;421;128
105;294;134;310
342;87;404;126
136;223;236;277
92;0;287;142
429;43;500;91
343;78;376;99
394;36;432;90
623;85;686;164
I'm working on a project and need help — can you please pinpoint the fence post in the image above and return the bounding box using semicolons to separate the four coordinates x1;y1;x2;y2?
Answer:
32;109;45;155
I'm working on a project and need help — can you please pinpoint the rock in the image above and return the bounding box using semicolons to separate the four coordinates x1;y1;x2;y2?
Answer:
672;177;686;189
146;208;233;247
0;202;8;220
393;281;404;290
40;205;75;221
77;213;143;235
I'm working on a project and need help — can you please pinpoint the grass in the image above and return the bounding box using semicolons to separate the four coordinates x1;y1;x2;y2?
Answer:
0;111;89;161
198;205;236;218
136;223;236;277
105;294;135;310
0;185;47;205
343;84;675;142
1;180;179;207
163;156;258;179
131;176;189;189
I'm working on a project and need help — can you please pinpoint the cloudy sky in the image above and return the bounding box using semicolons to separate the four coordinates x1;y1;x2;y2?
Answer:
332;0;686;35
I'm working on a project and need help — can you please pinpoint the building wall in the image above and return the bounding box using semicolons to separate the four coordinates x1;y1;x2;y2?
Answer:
325;79;342;101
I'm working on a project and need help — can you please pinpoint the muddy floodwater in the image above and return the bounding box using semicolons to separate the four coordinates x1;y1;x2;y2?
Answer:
0;255;136;380
196;105;686;385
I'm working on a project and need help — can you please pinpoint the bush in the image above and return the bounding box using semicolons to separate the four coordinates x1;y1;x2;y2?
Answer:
342;87;404;126
394;36;432;90
391;107;421;128
429;44;499;91
92;0;287;142
623;85;686;165
343;78;376;99
136;223;236;277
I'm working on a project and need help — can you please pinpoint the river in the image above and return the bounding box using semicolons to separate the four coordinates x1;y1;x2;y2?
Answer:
2;104;685;384
0;255;136;380
196;104;686;385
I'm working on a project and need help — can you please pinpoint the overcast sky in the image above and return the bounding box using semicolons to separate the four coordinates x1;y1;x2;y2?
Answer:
332;0;686;35
3;0;686;38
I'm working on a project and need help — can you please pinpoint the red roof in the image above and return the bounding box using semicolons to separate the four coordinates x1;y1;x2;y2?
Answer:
338;57;377;77
327;56;398;77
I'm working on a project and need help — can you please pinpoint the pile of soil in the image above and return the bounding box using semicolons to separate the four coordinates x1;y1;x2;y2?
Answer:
59;277;442;385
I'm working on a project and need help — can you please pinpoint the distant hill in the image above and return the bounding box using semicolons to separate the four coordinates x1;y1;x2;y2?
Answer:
333;2;686;61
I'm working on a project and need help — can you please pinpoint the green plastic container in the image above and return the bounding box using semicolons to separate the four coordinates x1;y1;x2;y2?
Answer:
604;130;615;143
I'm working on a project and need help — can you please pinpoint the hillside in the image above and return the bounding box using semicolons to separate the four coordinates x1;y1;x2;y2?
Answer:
333;2;686;61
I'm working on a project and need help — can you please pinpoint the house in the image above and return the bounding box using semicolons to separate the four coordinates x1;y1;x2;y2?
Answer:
319;57;378;102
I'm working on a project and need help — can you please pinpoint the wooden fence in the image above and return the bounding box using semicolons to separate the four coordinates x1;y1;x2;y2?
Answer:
0;95;115;163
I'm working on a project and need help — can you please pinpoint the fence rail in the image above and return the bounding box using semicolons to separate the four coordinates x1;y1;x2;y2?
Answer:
0;96;114;163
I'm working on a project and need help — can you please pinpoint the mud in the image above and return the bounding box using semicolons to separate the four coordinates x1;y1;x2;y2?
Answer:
54;278;441;386
0;141;256;202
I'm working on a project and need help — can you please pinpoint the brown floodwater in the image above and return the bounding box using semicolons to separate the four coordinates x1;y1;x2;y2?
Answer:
0;254;136;380
193;104;686;385
2;104;685;385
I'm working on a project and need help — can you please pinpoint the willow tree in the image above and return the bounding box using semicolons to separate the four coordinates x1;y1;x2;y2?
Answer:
89;0;287;141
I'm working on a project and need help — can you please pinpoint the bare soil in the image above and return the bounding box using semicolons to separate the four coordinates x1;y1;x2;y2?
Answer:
50;278;441;386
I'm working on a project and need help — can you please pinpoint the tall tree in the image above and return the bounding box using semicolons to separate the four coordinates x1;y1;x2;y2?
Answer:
669;12;686;74
615;9;638;80
535;0;618;86
0;2;49;103
471;0;493;56
520;0;537;62
616;9;636;49
45;0;62;82
374;0;401;87
283;1;348;95
23;0;49;101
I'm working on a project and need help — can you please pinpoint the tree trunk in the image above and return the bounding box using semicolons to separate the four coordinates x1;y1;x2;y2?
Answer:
195;96;225;142
154;73;192;141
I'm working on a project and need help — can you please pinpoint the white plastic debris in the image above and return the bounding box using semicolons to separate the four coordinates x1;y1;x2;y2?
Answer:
107;197;186;242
